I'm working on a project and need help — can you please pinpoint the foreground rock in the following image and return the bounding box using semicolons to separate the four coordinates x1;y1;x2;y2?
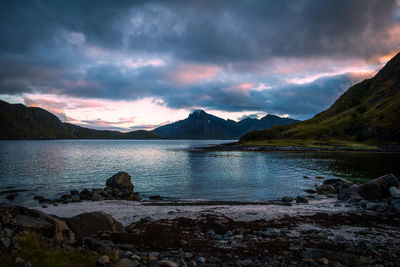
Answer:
66;211;126;240
357;173;399;200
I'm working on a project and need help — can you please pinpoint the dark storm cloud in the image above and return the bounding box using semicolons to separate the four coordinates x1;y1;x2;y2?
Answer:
0;0;399;118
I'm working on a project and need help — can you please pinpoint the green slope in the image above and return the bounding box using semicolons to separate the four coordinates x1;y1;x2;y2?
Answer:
240;52;400;147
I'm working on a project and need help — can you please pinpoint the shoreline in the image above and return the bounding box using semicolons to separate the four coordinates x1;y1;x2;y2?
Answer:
200;142;400;153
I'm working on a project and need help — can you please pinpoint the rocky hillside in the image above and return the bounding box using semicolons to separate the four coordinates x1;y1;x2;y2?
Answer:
0;100;161;140
152;110;298;139
240;52;400;145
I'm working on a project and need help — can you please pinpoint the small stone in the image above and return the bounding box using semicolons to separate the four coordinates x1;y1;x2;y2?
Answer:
178;239;188;246
71;195;80;202
98;255;110;264
316;176;325;179
158;260;179;267
319;258;329;265
185;252;193;259
15;257;24;264
303;176;310;179
197;257;205;263
92;192;101;201
0;237;10;248
130;255;141;261
389;186;400;199
23;262;33;267
281;196;293;202
70;190;79;195
148;253;158;261
296;196;309;203
6;194;16;200
149;195;163;201
233;234;243;239
371;229;377;235
42;205;48;208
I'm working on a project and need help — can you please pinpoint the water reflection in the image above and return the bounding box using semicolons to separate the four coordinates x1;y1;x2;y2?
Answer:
0;140;399;206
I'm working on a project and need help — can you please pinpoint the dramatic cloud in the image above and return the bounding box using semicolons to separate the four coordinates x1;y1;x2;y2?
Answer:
0;0;399;129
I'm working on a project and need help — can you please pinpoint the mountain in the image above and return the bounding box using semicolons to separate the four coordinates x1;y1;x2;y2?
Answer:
240;52;400;145
0;100;161;140
152;109;299;139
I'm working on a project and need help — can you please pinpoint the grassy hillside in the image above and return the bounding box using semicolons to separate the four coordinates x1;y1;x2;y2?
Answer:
240;52;400;147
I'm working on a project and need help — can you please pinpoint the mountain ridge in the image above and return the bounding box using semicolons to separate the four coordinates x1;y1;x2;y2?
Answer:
0;100;161;140
152;110;299;139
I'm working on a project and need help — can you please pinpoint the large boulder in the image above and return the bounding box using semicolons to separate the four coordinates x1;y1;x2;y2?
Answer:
66;211;126;240
0;205;75;244
106;172;134;194
357;174;399;201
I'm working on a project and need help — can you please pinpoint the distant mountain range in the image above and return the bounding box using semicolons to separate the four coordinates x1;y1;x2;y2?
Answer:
0;100;160;140
240;51;400;145
0;100;299;140
152;110;299;139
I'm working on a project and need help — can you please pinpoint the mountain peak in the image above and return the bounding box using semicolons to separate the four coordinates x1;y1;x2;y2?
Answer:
188;109;207;118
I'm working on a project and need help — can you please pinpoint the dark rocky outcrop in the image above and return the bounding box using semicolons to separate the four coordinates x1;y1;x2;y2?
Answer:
66;211;125;240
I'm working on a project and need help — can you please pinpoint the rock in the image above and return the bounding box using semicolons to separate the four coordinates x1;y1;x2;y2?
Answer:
197;257;205;263
118;258;134;267
281;196;293;202
83;237;113;254
79;188;90;199
148;252;158;261
296;196;309;203
6;194;16;200
158;260;179;267
66;211;125;240
366;202;378;210
53;217;75;244
304;189;317;194
303;176;310;179
0;205;75;243
60;194;72;201
319;258;329;265
91;192;101;201
178;239;188;246
23;262;33;267
316;176;325;179
0;237;10;248
70;190;79;195
389;186;400;198
357;174;399;200
338;185;362;201
149;195;163;201
98;255;110;264
375;204;387;212
71;195;80;202
33;195;44;200
15;257;24;264
106;172;134;194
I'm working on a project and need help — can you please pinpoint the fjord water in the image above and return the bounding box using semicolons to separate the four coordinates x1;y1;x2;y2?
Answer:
0;140;399;206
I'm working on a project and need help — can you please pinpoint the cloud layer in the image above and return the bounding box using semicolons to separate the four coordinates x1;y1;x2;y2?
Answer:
0;0;399;128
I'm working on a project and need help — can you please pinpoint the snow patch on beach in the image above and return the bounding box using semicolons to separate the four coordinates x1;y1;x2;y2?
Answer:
35;197;355;226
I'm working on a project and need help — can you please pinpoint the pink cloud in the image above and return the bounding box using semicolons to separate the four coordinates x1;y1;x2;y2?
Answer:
169;64;221;85
24;97;71;122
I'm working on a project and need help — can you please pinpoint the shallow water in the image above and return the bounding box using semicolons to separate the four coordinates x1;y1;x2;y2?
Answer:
0;140;399;206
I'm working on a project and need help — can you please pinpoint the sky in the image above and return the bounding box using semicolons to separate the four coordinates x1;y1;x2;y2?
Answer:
1;0;400;131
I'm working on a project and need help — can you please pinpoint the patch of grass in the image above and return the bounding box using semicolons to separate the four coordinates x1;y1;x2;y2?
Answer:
0;232;98;267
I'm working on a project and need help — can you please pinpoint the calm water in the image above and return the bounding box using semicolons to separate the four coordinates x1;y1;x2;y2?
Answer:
0;140;399;206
